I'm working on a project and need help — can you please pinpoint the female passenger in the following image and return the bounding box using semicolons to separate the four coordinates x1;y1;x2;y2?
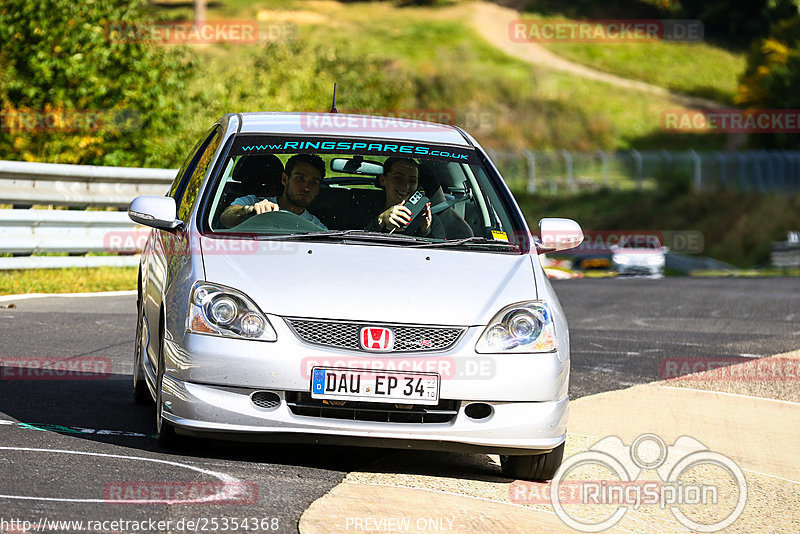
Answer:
366;157;444;239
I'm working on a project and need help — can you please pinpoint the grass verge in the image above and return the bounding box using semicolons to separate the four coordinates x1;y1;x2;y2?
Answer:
537;27;745;103
520;1;746;103
0;267;137;296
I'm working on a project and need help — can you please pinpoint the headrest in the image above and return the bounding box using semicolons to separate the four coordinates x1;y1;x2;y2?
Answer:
233;155;285;197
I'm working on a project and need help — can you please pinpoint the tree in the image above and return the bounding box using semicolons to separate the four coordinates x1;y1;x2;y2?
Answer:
0;0;194;166
674;0;800;45
736;16;800;148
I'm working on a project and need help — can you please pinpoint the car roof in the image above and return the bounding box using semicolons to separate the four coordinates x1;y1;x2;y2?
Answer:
234;112;473;147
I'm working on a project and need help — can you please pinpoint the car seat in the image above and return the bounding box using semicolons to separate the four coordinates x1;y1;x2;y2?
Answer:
418;160;473;239
212;154;285;228
234;154;285;198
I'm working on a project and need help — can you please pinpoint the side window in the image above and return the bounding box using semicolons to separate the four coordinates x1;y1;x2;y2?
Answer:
168;128;215;200
177;127;223;223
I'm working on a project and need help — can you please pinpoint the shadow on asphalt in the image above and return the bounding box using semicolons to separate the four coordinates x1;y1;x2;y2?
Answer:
0;368;506;482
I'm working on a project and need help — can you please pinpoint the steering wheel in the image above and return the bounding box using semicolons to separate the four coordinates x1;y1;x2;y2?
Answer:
232;210;324;233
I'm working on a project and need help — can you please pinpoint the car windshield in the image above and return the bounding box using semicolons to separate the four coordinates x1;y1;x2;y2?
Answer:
201;134;525;252
616;236;663;250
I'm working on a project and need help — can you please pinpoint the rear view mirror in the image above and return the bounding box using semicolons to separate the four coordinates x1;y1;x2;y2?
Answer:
128;195;182;230
537;218;584;253
330;157;384;175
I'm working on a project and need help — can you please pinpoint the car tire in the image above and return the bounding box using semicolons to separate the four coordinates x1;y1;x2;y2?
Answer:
133;295;152;405
500;442;565;481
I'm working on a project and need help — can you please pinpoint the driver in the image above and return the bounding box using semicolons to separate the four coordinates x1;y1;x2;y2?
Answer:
220;153;327;229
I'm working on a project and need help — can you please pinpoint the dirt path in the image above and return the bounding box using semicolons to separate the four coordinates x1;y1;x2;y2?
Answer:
470;2;723;111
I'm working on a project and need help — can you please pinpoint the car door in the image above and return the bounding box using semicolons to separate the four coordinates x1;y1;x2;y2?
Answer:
143;125;223;373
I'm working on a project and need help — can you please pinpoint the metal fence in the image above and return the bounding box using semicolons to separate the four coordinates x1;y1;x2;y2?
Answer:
486;149;800;194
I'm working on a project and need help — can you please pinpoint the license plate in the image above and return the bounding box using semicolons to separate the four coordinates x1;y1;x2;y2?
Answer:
310;367;440;405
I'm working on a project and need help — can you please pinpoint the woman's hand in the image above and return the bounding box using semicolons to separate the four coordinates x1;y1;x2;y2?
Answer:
378;201;413;232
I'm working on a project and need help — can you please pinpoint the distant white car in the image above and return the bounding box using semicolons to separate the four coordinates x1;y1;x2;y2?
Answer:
128;111;584;481
611;238;666;276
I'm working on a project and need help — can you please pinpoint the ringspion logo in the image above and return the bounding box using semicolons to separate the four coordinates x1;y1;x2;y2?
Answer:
539;434;747;532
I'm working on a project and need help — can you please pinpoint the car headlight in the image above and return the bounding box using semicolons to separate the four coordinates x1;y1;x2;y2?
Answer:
475;301;556;353
187;281;277;341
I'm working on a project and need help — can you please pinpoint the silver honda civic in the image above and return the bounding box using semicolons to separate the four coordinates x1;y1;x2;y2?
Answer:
129;112;583;481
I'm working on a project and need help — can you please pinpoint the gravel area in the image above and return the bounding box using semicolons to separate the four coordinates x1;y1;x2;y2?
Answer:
343;433;799;533
659;350;800;403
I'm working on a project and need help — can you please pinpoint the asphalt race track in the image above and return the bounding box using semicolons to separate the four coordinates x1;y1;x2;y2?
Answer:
0;277;798;533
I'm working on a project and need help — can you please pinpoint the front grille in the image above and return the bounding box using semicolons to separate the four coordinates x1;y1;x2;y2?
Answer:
285;319;464;353
285;392;459;424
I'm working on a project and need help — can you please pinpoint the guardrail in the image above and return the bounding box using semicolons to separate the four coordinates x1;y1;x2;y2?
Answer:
0;160;175;208
2;154;799;270
0;160;171;269
0;209;149;270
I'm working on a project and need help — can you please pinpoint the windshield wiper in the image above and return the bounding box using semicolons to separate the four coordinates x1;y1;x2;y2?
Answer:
409;236;520;250
255;230;429;244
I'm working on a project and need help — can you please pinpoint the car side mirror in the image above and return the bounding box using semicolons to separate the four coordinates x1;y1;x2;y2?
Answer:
128;195;183;230
537;218;584;253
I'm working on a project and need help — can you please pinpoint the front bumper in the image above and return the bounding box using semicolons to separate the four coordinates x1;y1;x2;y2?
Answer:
160;375;569;454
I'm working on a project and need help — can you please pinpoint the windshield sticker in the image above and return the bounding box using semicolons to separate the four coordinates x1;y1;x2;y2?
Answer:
491;230;509;241
232;136;477;163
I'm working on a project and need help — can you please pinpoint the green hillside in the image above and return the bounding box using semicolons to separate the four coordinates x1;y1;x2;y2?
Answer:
149;0;738;168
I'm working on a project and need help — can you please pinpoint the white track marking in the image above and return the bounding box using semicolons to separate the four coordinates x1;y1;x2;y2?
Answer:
658;385;800;406
0;447;240;504
0;290;136;303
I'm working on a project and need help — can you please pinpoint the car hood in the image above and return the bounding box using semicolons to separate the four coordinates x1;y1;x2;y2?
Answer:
200;237;538;326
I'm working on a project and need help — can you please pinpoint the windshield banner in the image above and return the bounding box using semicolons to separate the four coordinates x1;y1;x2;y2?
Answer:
231;135;478;163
